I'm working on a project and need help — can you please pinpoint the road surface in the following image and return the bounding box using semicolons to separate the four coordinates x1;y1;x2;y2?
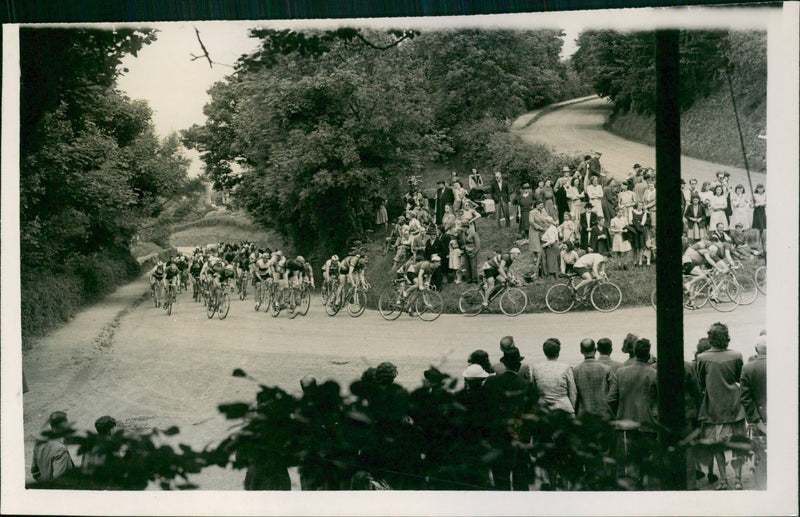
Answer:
512;95;767;189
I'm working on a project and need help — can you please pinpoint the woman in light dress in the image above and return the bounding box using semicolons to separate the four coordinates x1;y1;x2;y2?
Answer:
558;212;577;246
642;176;657;258
617;181;637;224
566;177;584;222
708;185;729;231
585;176;604;218
729;184;751;230
609;212;632;267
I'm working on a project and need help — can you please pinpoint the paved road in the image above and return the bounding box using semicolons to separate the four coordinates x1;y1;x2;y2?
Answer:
22;271;766;489
512;95;767;189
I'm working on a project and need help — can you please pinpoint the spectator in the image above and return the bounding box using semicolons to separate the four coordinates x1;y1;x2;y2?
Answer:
586;176;604;218
729;184;751;230
608;338;659;487
448;235;464;284
81;415;117;478
441;204;456;233
492;336;531;382
467;349;494;375
751;183;766;252
462;222;481;284
684;194;708;242
567;176;584;223
462;363;491;391
696;322;747;490
542;179;558;221
468;168;484;197
578;202;598;251
460;199;482;231
31;411;75;484
376;198;388;232
740;335;766;489
709;185;729;231
490;171;511;228
452;180;468;213
609;211;631;267
484;346;535;490
540;216;561;279
529;201;548;277
573;339;614;419
617;181;636;224
589;217;611;255
559;241;579;277
622;333;656;366
515;183;534;242
531;338;577;414
596;337;624;372
601;180;618;223
558;212;577;246
434;180;455;225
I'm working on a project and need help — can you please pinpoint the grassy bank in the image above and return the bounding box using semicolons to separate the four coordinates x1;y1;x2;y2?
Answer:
606;89;766;173
169;211;291;251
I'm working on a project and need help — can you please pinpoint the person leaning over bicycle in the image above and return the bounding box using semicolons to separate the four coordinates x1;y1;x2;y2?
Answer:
164;259;181;298
149;260;167;296
285;256;314;310
322;254;340;292
571;252;608;296
266;250;288;301
682;240;730;300
336;254;368;305
479;247;521;308
400;253;441;303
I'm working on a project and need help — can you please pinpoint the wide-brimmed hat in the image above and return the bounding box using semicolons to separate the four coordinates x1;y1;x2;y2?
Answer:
521;183;531;189
562;165;571;172
462;364;491;379
500;346;524;365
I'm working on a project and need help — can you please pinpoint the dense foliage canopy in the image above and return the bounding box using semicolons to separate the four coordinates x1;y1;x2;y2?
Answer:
183;28;586;256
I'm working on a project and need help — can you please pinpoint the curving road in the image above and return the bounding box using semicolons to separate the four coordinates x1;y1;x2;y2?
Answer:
20;99;767;490
513;95;767;189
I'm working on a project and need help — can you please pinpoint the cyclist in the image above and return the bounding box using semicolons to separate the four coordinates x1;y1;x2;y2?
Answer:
149;261;167;301
682;241;730;305
322;254;340;294
480;248;521;306
335;254;369;306
189;256;204;295
174;253;190;291
253;252;272;297
164;259;181;301
572;252;608;296
285;256;314;310
399;254;441;303
266;250;287;303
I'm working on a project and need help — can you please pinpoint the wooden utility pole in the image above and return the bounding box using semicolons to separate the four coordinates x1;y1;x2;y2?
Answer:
655;30;686;490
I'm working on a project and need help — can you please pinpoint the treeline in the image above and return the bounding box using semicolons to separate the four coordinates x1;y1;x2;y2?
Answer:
183;28;590;259
19;28;199;342
572;30;766;171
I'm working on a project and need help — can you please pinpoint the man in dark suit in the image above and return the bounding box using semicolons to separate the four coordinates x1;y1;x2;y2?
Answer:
434;180;454;225
579;203;598;251
490;171;511;228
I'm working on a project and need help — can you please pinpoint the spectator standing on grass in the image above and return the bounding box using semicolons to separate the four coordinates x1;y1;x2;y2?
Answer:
31;411;75;484
567;176;584;223
463;223;480;284
376;198;388;231
696;322;747;490
601;180;618;223
709;185;729;231
740;335;766;489
579;203;598;251
684;194;708;242
596;337;624;373
751;183;766;253
617;181;636;224
529;201;548;277
589;217;611;256
452;180;468;213
555;166;572;223
490;171;511;228
435;180;455;225
542;179;558;221
531;338;577;414
573;339;614;419
729;185;751;230
515;183;534;242
586;176;604;218
609;211;631;268
559;241;579;276
540;217;561;279
468;168;484;195
558;212;577;246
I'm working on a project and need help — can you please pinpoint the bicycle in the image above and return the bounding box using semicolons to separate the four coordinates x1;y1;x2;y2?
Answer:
458;279;528;317
326;282;369;317
179;270;190;294
237;271;249;300
268;280;309;318
151;282;164;308
545;274;622;314
726;262;758;306
754;264;766;295
191;275;202;302
378;280;443;321
320;277;339;306
206;284;231;320
681;270;740;312
253;279;269;311
162;282;178;315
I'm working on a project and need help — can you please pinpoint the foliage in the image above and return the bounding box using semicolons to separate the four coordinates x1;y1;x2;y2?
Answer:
183;28;588;257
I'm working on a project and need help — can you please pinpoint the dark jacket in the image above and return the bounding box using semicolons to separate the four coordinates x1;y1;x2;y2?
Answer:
490;179;510;203
740;355;766;423
435;187;455;223
573;357;614;419
608;360;658;431
597;354;624;373
696;348;746;424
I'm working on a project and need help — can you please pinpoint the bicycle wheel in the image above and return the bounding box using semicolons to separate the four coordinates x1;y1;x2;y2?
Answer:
733;270;758;305
287;289;299;319
299;288;311;316
269;292;282;317
416;290;443;322
691;280;711;309
650;288;657;311
458;288;485;316
499;288;528;317
591;281;622;312
206;294;217;319
378;290;403;321
754;265;766;295
218;293;230;320
254;285;262;311
325;296;340;316
347;289;367;317
545;283;575;314
709;277;740;312
320;283;329;305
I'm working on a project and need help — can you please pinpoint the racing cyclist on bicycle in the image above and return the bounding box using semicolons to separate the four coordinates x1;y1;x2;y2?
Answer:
480;248;521;307
399;254;441;304
285;256;314;310
572;252;608;297
682;241;730;295
335;254;368;306
253;252;272;297
322;255;340;295
164;259;181;301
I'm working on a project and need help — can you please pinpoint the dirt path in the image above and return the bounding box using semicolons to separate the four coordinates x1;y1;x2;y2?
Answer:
513;95;767;188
